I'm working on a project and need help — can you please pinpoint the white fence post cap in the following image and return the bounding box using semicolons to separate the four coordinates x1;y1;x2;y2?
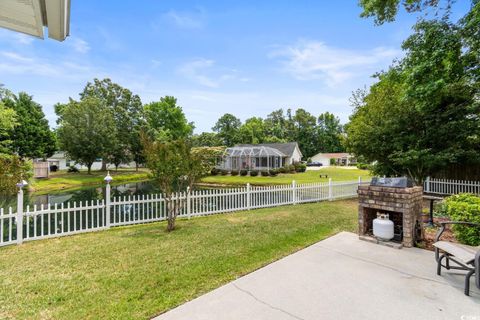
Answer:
104;171;113;184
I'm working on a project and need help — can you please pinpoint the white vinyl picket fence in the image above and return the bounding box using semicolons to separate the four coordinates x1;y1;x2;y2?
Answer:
424;177;480;195
0;178;369;247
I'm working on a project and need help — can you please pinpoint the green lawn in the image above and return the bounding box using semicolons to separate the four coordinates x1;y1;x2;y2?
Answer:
0;199;357;320
31;169;150;194
201;166;372;185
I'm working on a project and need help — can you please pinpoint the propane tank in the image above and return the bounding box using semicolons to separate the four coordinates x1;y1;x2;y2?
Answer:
373;213;394;241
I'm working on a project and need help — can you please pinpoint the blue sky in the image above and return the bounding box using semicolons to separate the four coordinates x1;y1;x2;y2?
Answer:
0;1;471;132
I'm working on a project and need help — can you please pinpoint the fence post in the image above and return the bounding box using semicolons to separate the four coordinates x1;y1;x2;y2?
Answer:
292;180;297;205
16;180;27;244
104;173;112;228
358;176;362;185
186;187;191;219
328;178;333;201
425;176;430;193
246;183;251;210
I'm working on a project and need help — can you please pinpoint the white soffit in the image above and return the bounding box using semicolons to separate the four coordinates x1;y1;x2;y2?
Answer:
0;0;70;41
0;0;44;38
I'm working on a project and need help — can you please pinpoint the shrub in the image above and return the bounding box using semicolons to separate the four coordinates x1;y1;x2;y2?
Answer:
210;168;219;176
220;169;228;176
330;158;336;166
356;163;369;170
444;193;480;246
296;164;307;173
307;157;312;164
288;164;296;173
250;170;258;177
231;170;239;176
67;165;79;173
240;169;248;176
269;169;278;176
261;170;269;177
278;167;287;174
0;154;32;196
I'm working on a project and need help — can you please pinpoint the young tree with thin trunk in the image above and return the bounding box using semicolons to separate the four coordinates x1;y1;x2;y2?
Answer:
143;136;223;231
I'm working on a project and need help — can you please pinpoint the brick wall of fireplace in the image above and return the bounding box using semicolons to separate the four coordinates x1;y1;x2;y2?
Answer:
358;185;423;247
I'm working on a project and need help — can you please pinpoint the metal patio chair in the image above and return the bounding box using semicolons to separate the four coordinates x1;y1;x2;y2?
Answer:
434;221;480;296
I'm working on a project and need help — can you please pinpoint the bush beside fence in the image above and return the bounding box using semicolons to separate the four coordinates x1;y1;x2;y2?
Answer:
0;178;369;247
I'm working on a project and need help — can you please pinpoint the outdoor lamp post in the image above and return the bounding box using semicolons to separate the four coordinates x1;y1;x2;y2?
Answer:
16;180;28;244
104;172;113;228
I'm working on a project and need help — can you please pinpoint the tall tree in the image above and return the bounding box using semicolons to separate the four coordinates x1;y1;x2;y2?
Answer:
56;98;116;174
144;96;194;141
212;113;241;146
346;20;480;183
264;109;288;141
292;108;318;158
359;0;456;25
2;92;56;158
191;132;223;147
80;78;144;169
0;101;16;154
238;117;266;144
317;112;344;153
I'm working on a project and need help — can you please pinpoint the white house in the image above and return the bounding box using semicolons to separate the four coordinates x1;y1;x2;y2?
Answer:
47;152;136;171
310;152;356;167
218;142;303;171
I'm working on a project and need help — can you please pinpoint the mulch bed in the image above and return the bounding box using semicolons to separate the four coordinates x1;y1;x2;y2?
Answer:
421;216;457;251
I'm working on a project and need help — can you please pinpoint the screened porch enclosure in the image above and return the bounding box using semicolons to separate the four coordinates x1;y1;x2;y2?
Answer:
219;146;287;171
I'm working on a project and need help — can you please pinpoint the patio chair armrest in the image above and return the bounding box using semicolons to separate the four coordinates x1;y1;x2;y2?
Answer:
435;221;480;242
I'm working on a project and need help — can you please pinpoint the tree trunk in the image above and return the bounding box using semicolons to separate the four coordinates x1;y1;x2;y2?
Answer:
166;199;176;232
135;162;139;172
167;216;175;231
87;164;92;174
101;159;107;171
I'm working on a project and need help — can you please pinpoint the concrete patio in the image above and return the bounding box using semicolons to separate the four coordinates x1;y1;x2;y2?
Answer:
155;232;480;320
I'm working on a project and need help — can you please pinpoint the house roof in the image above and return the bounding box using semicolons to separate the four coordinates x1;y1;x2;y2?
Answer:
314;152;352;158
235;142;301;158
226;146;286;157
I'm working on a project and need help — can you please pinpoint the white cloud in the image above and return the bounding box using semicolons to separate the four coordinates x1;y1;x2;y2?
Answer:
178;58;218;87
270;40;401;86
13;33;34;45
0;29;35;45
177;59;220;88
151;59;162;68
0;50;97;79
177;59;250;88
69;37;90;53
162;8;206;29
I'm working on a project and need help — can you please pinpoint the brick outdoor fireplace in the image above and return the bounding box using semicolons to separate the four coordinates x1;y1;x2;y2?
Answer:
358;182;423;248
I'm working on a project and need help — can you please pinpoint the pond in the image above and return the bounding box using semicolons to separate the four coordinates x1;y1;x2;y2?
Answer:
0;180;163;211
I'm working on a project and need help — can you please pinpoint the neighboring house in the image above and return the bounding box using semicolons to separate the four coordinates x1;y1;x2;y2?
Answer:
218;142;302;171
47;152;136;171
310;152;356;167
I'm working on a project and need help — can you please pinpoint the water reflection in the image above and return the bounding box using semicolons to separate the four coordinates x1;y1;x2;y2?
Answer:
0;181;162;210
